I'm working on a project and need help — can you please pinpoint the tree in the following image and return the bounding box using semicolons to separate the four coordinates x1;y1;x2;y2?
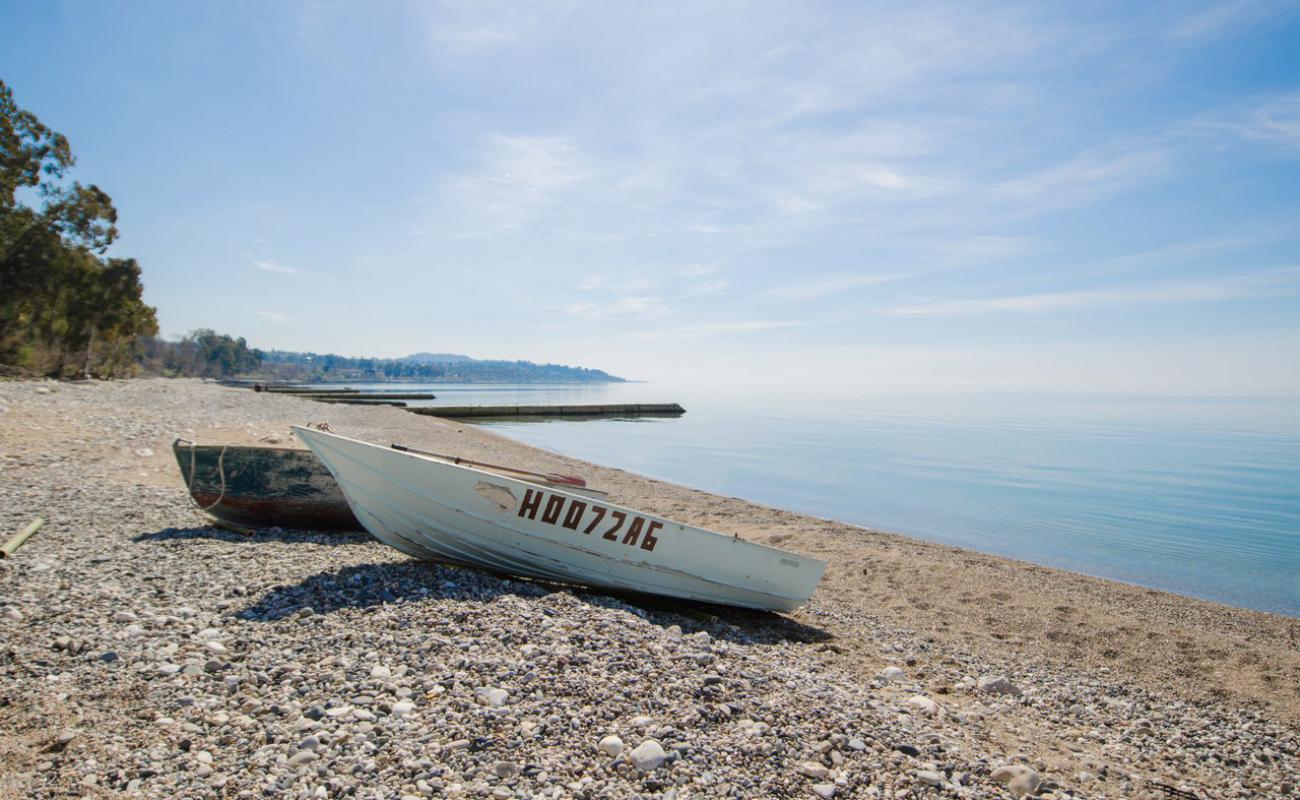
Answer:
0;79;155;376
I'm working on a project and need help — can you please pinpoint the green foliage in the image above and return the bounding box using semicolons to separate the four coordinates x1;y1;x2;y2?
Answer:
0;80;73;209
0;79;156;378
132;330;263;378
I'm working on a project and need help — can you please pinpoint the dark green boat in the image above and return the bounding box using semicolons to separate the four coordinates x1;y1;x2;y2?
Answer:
173;439;363;531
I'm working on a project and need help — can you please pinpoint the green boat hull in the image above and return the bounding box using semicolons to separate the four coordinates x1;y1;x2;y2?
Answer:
173;439;362;531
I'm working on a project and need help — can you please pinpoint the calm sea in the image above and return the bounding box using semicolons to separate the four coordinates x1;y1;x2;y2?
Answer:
354;382;1300;617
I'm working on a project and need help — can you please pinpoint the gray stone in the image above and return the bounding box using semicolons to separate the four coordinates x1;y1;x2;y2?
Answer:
977;675;1023;697
492;760;519;779
991;764;1041;795
629;739;667;771
916;770;943;786
288;750;319;767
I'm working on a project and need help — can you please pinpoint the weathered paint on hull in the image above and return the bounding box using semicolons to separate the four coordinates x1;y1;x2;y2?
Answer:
173;440;363;531
292;427;826;611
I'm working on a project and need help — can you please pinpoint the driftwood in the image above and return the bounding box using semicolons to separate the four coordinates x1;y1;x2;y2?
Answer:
1;517;46;558
209;517;255;537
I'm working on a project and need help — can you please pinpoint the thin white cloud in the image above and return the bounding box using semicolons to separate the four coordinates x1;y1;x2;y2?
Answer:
924;236;1032;266
251;258;299;275
683;278;728;297
420;1;573;54
991;147;1170;207
890;267;1300;316
632;319;803;341
563;295;668;320
436;135;592;233
1235;93;1300;149
256;311;292;323
678;263;717;278
1170;0;1292;39
766;274;901;301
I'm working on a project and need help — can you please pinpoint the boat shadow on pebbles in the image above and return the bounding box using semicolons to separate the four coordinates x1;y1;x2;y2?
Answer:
131;525;374;546
233;560;833;646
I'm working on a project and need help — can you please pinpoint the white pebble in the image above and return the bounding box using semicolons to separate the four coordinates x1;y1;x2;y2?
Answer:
597;735;624;757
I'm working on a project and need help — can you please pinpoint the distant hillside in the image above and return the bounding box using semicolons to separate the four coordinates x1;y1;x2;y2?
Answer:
254;349;625;383
402;352;475;363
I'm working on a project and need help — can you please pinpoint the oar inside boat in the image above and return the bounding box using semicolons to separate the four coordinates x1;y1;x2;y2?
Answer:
389;443;588;487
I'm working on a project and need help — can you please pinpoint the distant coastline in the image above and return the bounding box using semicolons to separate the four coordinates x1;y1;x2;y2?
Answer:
236;349;627;385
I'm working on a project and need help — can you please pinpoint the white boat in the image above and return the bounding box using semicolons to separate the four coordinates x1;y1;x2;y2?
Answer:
292;427;826;611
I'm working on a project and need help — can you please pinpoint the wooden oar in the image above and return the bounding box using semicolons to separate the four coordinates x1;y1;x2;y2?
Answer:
389;444;587;488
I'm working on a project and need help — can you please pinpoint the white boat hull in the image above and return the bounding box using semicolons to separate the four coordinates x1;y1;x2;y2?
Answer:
292;427;826;611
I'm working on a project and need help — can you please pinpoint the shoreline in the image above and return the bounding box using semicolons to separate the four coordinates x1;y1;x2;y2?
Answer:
485;427;1293;619
2;378;1296;799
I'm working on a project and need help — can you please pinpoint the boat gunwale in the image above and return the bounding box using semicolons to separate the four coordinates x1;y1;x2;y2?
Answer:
290;426;828;572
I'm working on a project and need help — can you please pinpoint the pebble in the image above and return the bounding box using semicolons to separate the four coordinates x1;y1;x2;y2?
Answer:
906;695;940;716
2;607;21;622
492;760;519;779
878;666;905;682
288;750;319;767
628;739;667;771
812;784;836;799
917;769;943;786
476;686;509;707
990;764;1041;795
977;675;1023;696
800;761;831;780
597;734;624;756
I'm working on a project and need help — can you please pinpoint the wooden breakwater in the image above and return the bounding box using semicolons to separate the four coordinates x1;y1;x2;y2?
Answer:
297;393;435;401
408;403;685;419
232;385;437;402
310;398;409;407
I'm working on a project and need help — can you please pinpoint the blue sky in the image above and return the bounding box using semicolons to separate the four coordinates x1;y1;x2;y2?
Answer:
3;1;1299;389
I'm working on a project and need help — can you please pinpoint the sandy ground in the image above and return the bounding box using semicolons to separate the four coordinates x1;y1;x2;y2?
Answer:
1;378;1297;799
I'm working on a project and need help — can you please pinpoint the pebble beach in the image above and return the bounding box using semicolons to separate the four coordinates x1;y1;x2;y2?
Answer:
1;379;1296;800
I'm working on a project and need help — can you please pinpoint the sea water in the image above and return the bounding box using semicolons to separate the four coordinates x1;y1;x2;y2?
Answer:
355;382;1300;617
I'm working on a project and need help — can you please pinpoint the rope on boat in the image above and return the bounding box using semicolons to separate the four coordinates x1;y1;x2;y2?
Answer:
186;442;230;514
